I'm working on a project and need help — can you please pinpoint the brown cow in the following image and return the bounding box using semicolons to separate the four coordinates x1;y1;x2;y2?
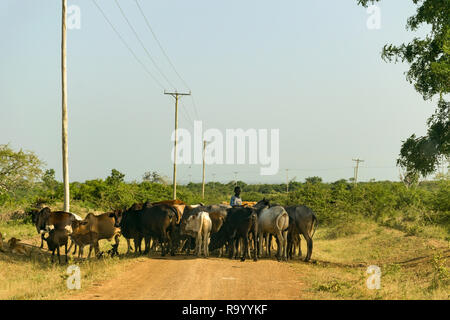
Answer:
7;237;30;255
151;200;186;224
68;220;97;258
44;229;69;264
81;212;121;257
34;207;79;249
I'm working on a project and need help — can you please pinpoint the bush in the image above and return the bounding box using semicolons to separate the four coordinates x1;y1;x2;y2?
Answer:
0;167;448;242
321;215;367;239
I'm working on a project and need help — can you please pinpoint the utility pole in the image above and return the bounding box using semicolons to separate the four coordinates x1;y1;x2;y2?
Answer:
212;173;216;189
61;0;70;212
352;158;364;186
233;171;238;186
165;91;191;199
286;169;289;193
202;140;208;200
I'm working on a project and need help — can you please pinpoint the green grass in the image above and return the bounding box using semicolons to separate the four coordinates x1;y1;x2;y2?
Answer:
0;220;36;241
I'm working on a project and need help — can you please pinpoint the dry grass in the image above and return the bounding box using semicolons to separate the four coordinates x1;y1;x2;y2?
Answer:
0;202;134;300
0;214;449;300
289;222;450;299
0;222;137;300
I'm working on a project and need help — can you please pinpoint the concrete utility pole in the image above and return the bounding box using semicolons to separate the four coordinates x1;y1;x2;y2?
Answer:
202;140;208;199
165;91;191;199
286;169;289;193
61;0;70;212
352;158;364;186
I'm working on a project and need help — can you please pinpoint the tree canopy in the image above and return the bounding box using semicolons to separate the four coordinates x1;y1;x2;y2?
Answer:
358;0;449;176
0;144;43;195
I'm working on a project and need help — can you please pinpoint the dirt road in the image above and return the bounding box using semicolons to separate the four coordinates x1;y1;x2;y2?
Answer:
69;256;304;300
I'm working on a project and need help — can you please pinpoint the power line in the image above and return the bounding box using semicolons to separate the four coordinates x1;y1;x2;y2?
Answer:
134;0;191;91
190;95;201;120
134;0;202;121
179;100;194;128
92;0;165;90
114;0;176;90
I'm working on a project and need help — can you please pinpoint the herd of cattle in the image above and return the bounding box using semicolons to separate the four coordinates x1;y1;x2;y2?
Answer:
7;199;318;264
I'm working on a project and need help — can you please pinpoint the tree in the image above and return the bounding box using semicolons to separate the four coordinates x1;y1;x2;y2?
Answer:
142;171;169;185
42;169;59;191
106;169;125;185
358;0;450;176
399;168;420;188
0;144;43;195
305;176;323;184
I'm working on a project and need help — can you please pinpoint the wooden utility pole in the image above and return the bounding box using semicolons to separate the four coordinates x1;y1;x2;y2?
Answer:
352;158;364;186
202;140;208;199
286;169;289;193
165;91;191;200
61;0;70;212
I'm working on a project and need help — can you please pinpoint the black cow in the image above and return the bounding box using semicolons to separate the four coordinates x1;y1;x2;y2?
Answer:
209;206;258;262
120;203;146;254
139;203;179;256
284;205;318;262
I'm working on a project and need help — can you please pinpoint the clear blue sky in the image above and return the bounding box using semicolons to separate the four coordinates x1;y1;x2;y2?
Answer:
0;0;435;183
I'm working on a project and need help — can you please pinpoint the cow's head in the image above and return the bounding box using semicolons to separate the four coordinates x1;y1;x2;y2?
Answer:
129;203;143;211
209;230;228;251
109;209;123;228
35;207;51;233
8;237;21;247
253;198;270;211
29;209;40;224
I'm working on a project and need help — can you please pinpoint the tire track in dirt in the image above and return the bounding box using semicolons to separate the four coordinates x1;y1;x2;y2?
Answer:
68;257;304;300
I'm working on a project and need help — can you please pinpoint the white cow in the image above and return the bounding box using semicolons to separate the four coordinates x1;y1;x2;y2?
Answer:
255;199;289;261
183;211;212;257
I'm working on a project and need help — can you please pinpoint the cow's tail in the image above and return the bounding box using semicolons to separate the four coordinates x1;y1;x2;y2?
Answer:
276;212;289;232
250;212;258;232
311;213;318;238
199;212;205;235
168;206;181;224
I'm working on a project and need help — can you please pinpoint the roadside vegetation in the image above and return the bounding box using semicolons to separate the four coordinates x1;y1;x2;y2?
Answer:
0;144;448;299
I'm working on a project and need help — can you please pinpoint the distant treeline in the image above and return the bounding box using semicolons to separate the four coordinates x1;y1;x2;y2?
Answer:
1;167;448;238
